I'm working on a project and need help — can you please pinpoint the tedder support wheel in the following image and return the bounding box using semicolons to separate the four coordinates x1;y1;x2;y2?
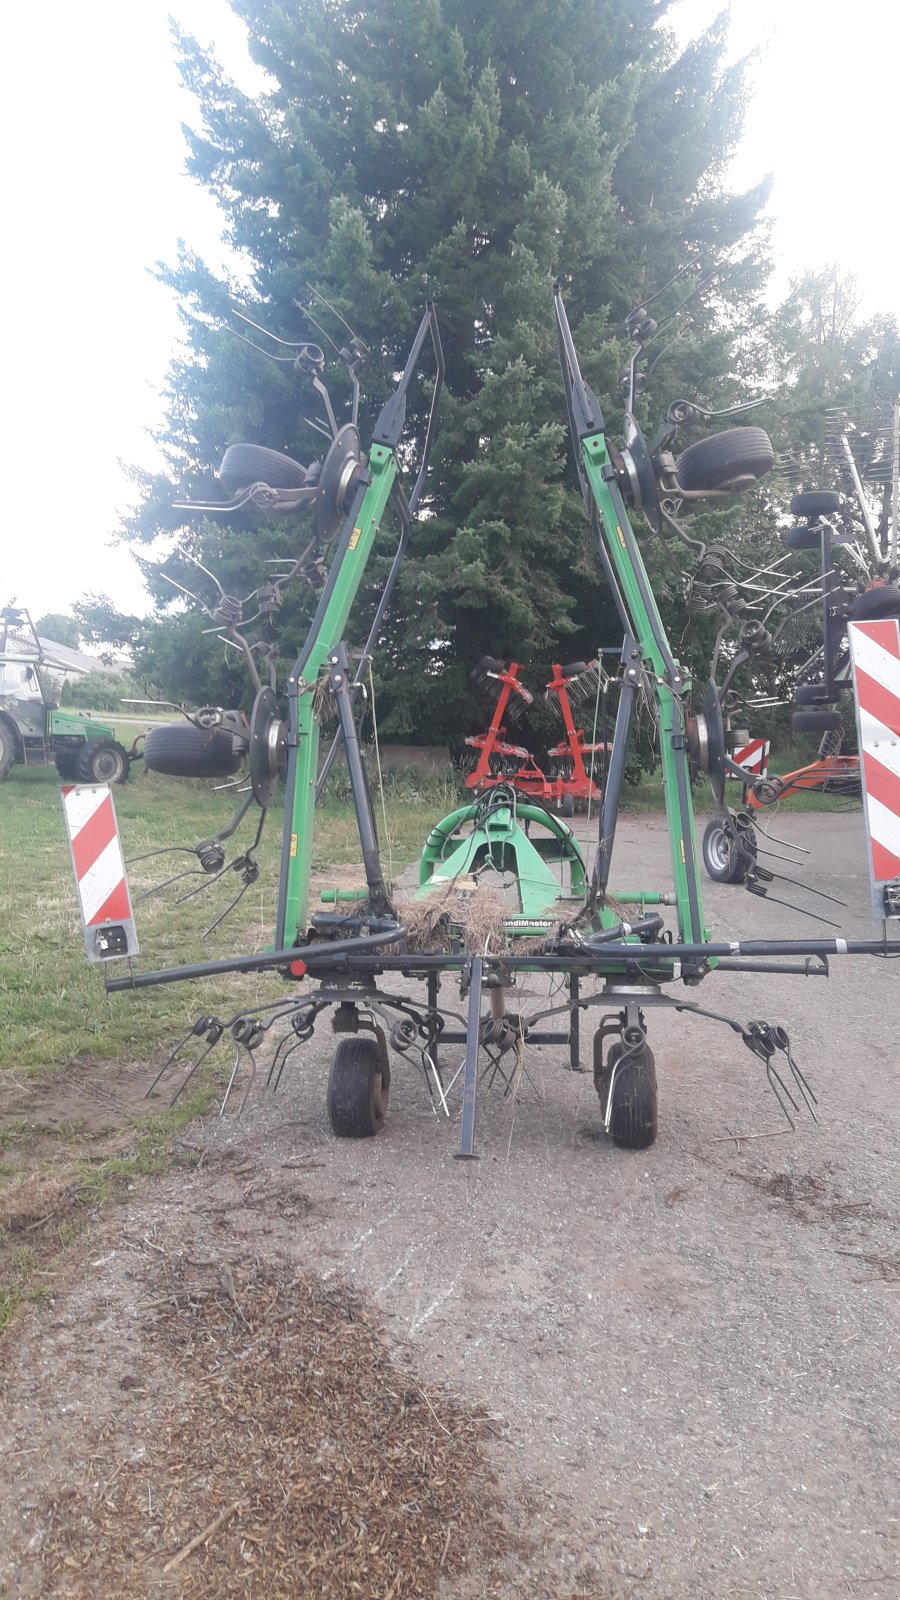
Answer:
674;427;775;493
790;489;840;519
594;1038;658;1150
144;722;242;779
327;1036;390;1139
702;814;757;884
791;708;841;734
75;739;130;784
782;526;822;551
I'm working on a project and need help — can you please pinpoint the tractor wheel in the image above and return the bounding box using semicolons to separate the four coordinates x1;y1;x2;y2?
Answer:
75;739;129;784
792;708;841;735
782;527;821;551
55;748;80;781
790;490;840;519
144;722;242;779
675;427;775;493
327;1037;390;1139
0;720;15;780
702;814;757;884
594;1038;658;1150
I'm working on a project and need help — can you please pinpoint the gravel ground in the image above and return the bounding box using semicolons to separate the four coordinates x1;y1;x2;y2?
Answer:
2;811;898;1598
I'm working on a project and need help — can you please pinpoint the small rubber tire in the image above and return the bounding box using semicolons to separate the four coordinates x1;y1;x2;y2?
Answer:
595;1040;658;1150
792;708;841;734
702;814;756;884
327;1037;390;1139
782;527;821;551
675;427;775;493
0;720;15;780
144;722;242;779
794;684;836;706
75;739;129;784
218;442;308;495
790;489;840;519
557;792;575;818
55;749;80;781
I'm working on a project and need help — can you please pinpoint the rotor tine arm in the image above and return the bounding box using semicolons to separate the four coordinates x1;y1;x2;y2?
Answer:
168;1035;223;1108
175;866;229;905
766;1057;799;1128
145;1028;197;1098
203;883;249;940
238;1050;258;1116
133;867;210;906
219;1043;242;1117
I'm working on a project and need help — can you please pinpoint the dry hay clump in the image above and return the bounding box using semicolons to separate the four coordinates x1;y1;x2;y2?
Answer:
23;1263;504;1599
398;883;547;955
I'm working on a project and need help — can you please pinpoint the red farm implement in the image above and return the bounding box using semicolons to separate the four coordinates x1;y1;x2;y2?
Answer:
463;656;609;812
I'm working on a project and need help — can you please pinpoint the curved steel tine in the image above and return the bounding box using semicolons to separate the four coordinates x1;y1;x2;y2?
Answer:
271;1038;305;1094
226;326;298;362
134;867;209;906
126;844;197;865
231;309;309;349
267;1033;293;1088
238;1050;258;1116
176;868;228;906
203;879;252;939
169;1036;222;1107
219;1044;242;1117
766;1058;799;1128
145;1030;196;1098
787;1050;819;1121
302;284;370;352
296;304;342;357
160;571;216;619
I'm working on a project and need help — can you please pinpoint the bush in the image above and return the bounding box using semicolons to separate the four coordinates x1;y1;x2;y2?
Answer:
59;671;144;712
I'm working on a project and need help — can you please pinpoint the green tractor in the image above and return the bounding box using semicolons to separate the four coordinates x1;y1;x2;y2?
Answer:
0;606;136;784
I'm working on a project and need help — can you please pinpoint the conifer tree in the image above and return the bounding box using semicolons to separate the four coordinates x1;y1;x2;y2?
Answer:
129;0;770;741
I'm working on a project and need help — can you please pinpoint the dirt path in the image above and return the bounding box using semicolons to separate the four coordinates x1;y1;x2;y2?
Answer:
1;814;898;1598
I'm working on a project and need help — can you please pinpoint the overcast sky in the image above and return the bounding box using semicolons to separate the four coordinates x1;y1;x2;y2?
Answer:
4;0;899;623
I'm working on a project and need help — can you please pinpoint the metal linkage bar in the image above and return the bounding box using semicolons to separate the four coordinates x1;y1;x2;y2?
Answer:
455;957;483;1161
105;932;900;993
326;643;394;919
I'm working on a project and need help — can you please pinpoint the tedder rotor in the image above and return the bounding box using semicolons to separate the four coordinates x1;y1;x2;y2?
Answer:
64;279;900;1158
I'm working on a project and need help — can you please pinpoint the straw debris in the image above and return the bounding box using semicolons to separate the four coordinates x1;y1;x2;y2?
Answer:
398;882;547;954
21;1261;504;1598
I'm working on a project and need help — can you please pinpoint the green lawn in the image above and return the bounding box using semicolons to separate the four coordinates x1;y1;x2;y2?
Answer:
0;734;857;1078
0;763;434;1078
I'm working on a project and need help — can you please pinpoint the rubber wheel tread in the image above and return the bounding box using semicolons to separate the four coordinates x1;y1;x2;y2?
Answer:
327;1037;390;1139
144;722;241;779
790;490;840;518
600;1041;658;1150
792;708;842;734
702;815;757;884
675;427;775;493
218;442;308;495
74;739;129;784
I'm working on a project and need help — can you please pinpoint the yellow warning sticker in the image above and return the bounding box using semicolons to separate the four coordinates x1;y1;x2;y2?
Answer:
615;525;626;547
290;834;298;858
348;526;362;550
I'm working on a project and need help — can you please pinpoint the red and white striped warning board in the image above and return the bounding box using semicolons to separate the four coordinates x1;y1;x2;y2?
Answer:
61;785;139;962
729;738;770;778
848;618;900;919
